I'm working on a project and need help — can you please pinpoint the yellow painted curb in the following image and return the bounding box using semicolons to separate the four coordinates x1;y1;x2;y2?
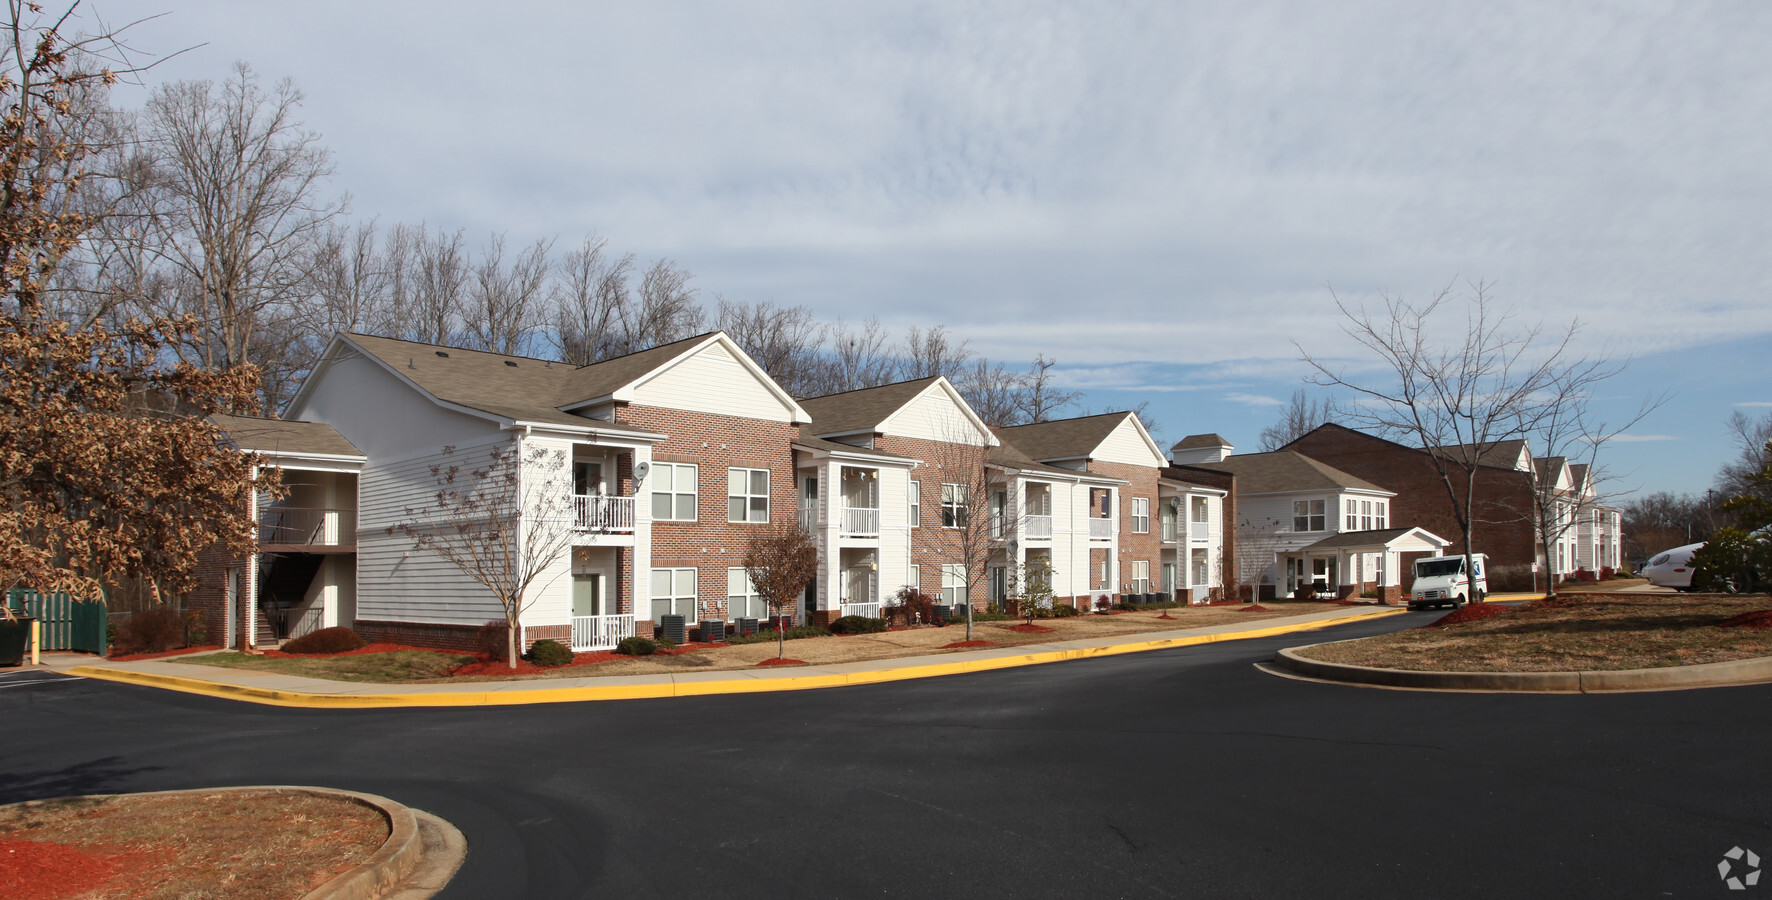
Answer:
67;607;1405;709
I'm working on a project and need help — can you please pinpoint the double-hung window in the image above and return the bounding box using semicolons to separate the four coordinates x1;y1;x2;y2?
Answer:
1360;500;1373;531
941;483;967;528
1130;560;1150;593
1131;498;1149;534
1345;499;1358;531
907;564;921;593
1374;501;1388;530
726;567;764;619
1293;499;1326;532
650;567;697;622
941;564;966;604
909;480;921;528
727;467;769;523
651;463;697;521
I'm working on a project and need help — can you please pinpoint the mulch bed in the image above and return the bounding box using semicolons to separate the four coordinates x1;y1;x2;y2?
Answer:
107;645;222;662
1720;610;1772;629
1237;604;1270;612
262;642;439;659
1425;604;1505;627
755;658;807;666
941;640;998;648
1;838;143;900
1009;624;1054;633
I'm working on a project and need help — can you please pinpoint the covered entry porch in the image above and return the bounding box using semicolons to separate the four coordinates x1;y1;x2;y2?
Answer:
1285;527;1450;604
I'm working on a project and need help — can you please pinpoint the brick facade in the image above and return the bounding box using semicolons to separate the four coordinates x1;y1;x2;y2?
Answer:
1168;465;1239;599
617;404;803;624
1086;460;1162;598
1285;425;1540;591
876;435;990;609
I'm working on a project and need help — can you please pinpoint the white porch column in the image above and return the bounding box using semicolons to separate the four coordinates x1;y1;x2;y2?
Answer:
822;459;842;619
631;445;653;626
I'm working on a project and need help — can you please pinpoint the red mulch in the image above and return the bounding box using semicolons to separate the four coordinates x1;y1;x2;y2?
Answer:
941;640;998;648
755;658;807;666
106;645;222;662
0;839;144;900
1010;623;1054;633
1156;614;1177;619
1425;604;1506;627
1720;610;1772;629
1237;604;1270;612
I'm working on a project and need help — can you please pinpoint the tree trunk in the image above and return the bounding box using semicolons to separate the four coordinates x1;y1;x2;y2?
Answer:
507;610;519;669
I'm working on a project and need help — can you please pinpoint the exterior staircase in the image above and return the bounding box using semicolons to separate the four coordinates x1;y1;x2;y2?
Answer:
257;553;322;643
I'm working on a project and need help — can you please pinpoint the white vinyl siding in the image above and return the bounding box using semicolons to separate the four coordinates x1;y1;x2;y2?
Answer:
727;567;764;619
650;567;698;622
629;340;799;422
907;564;921;592
727;467;769;523
883;385;990;444
1092;415;1167;467
1293;499;1326;532
652;463;697;521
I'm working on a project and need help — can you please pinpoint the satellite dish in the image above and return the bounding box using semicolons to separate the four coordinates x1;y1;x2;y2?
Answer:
633;460;651;483
1169;497;1182;511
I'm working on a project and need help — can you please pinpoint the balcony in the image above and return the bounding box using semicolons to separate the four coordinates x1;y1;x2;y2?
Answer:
1025;515;1053;540
843;506;880;536
1190;522;1210;542
259;507;355;549
574;495;635;533
1088;518;1113;540
799;508;818;534
1161;520;1178;543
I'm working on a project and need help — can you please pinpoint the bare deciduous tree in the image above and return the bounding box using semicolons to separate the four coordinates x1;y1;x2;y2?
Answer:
1018;353;1078;424
463;232;551;356
742;519;819;659
1258;388;1339;452
899;324;972;381
819;316;896;393
550;233;632;366
409;224;466;346
621;257;702;353
716;296;825;397
959;357;1024;428
1300;281;1627;597
388;443;578;668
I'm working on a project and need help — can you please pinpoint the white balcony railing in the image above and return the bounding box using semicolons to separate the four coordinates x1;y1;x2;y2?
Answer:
843;506;880;536
574;495;635;532
1161;520;1178;542
1190;522;1210;542
1088;518;1114;539
799;508;818;534
571;614;635;651
259;507;356;546
1025;515;1053;539
841;601;882;619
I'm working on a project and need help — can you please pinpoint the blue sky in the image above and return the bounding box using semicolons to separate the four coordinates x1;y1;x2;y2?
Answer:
88;1;1771;499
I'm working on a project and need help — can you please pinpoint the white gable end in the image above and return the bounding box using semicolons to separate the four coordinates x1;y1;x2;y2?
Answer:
1094;417;1167;467
885;385;990;446
631;340;798;422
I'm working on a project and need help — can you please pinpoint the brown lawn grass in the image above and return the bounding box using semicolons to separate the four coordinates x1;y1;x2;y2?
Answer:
1296;594;1772;672
0;789;386;900
180;601;1346;683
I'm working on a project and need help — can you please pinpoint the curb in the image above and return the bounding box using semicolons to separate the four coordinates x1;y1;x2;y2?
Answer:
1270;643;1772;693
0;785;458;899
66;607;1404;709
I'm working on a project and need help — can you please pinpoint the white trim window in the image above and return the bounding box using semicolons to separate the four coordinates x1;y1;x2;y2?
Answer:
1360;500;1373;531
1375;501;1387;530
1345;499;1358;531
650;567;698;622
941;564;966;604
1131;498;1149;534
1293;499;1326;532
727;467;770;523
907;564;921;593
910;479;921;529
1130;559;1150;593
941;483;968;528
727;567;764;619
651;463;698;521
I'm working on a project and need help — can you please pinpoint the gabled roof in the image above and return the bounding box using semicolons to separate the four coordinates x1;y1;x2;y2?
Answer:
1188;451;1389;496
793;428;915;463
295;331;807;435
212;414;364;458
1300;526;1449;553
797;377;943;436
997;411;1162;466
1569;463;1591;494
988;435;1121;482
1287;423;1533;473
1172;433;1231;451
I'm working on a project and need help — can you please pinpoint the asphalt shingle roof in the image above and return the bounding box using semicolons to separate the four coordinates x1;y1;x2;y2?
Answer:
1300;527;1437;552
1187;451;1388;495
796;378;943;437
996;412;1133;463
212;414;363;458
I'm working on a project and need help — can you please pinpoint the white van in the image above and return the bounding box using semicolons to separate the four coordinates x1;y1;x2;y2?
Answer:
1642;543;1703;590
1408;553;1488;610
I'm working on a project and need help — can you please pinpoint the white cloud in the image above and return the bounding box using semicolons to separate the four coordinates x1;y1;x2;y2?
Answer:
1226;392;1287;408
1735;401;1772;408
1604;434;1682;443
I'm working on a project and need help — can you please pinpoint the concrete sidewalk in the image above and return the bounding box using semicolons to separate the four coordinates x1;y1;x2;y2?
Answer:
63;604;1406;709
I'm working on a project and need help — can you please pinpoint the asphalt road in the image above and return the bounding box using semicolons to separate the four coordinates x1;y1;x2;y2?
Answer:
4;610;1769;898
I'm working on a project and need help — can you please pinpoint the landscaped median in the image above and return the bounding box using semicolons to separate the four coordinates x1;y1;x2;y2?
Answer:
1272;592;1772;693
66;602;1402;708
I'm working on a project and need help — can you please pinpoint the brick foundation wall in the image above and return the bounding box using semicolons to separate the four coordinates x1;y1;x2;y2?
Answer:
1286;425;1540;591
354;619;486;653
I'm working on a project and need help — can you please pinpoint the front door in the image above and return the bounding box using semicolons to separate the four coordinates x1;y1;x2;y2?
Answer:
572;573;603;617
